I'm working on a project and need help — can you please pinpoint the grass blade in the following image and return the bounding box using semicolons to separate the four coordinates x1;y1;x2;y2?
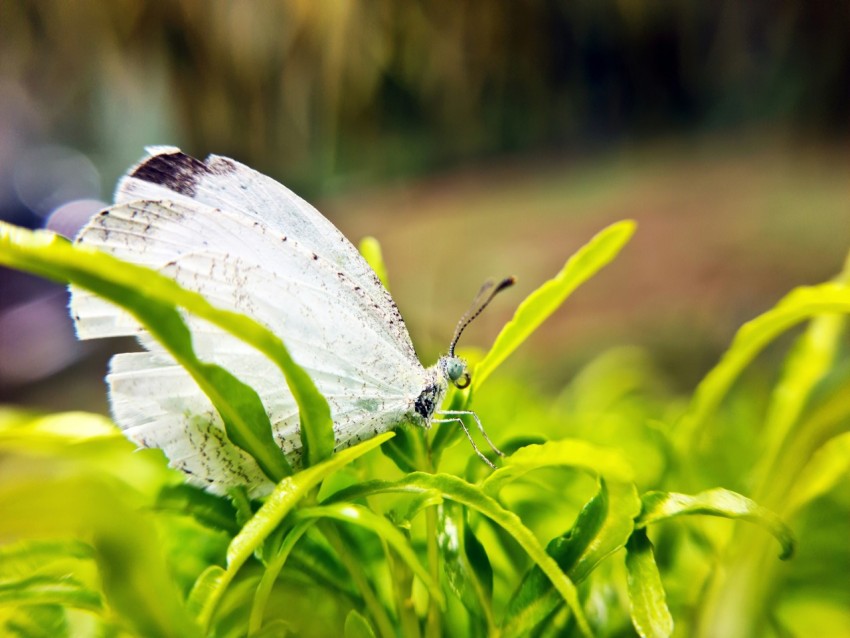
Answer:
481;438;634;497
295;503;443;606
678;282;850;447
636;489;795;559
327;472;594;637
625;529;673;638
345;609;378;638
474;220;636;389
195;432;394;630
359;236;390;290
785;431;850;516
0;477;201;638
437;501;495;634
502;479;640;637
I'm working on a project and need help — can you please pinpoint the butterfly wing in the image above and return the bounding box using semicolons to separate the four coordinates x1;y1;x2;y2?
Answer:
71;149;428;493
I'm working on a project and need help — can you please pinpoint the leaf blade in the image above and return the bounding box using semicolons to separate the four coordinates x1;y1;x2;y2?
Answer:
625;529;674;638
474;220;636;389
326;472;594;637
678;282;850;447
636;488;795;560
194;432;394;629
502;479;641;637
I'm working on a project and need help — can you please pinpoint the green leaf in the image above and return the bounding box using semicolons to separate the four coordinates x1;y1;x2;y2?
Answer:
194;432;394;630
251;619;294;638
636;489;795;559
388;491;444;528
437;501;495;634
381;423;428;473
502;479;640;637
0;539;94;580
474;220;636;389
3;605;69;638
0;222;336;475
481;439;635;497
295;503;443;606
187;566;227;619
249;520;316;634
0;476;200;638
678;282;850;447
625;529;673;638
0;409;118;444
0;575;102;611
359;236;390;291
155;484;240;535
785;431;850;515
327;472;593;638
344;609;377;638
752;313;845;489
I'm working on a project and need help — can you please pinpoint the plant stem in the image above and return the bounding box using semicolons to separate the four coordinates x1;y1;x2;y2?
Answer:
388;546;422;638
320;521;397;638
424;506;442;638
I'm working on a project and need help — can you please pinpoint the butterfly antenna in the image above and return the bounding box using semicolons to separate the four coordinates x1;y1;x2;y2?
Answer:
449;276;516;356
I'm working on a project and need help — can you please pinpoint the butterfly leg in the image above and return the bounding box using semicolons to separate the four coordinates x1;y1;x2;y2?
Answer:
438;410;505;457
432;417;497;469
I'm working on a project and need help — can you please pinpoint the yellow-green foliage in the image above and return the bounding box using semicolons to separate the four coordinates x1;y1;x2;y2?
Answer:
2;220;848;637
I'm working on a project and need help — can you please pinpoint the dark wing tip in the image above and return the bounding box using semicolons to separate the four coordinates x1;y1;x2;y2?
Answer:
130;150;212;197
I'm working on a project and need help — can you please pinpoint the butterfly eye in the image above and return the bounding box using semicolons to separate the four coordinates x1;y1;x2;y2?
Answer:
454;372;471;389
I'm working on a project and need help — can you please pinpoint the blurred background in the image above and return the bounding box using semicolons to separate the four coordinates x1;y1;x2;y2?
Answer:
1;1;848;408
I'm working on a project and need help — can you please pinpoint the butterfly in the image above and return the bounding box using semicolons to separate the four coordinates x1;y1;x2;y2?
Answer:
70;147;513;493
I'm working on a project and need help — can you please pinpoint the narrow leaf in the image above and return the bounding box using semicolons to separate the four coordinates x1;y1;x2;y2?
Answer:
752;313;844;488
502;479;640;637
474;220;636;389
327;472;593;637
637;489;795;559
0;539;94;580
678;282;850;446
625;529;673;638
187;566;227;619
345;609;377;638
0;574;102;611
0;476;201;638
249;520;316;634
437;501;495;634
296;503;443;606
155;484;240;535
786;431;850;515
195;432;393;630
3;605;69;638
359;236;390;291
481;438;634;497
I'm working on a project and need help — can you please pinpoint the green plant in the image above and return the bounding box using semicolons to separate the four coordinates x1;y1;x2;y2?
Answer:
1;218;848;637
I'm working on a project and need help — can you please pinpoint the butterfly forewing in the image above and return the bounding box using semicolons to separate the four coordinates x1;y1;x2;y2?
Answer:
71;148;431;493
115;147;418;361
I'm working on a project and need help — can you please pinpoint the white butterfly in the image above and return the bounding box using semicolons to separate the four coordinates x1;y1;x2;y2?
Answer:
71;147;510;494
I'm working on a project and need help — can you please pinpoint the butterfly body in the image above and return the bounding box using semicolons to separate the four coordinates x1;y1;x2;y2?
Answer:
72;147;474;493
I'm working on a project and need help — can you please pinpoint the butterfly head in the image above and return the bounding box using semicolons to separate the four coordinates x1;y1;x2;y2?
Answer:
442;356;471;390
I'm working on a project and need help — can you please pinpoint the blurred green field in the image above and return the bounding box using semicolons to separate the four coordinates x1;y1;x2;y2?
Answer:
332;136;850;387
